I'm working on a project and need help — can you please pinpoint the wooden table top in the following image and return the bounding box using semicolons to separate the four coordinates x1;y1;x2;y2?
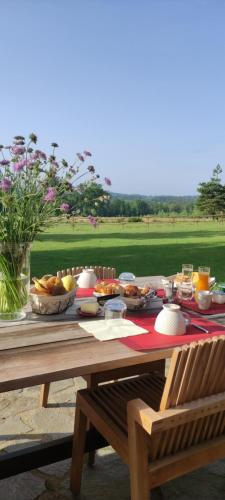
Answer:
1;275;224;394
0;276;170;393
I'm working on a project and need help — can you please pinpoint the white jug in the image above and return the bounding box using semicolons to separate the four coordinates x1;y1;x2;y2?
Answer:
154;304;186;336
77;269;97;289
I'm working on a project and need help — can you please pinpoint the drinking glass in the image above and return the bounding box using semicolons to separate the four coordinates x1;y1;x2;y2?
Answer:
161;279;173;303
197;266;210;291
182;264;193;278
177;280;193;301
104;299;127;319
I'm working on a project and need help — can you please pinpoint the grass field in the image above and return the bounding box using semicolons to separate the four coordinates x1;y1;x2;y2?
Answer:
31;220;225;282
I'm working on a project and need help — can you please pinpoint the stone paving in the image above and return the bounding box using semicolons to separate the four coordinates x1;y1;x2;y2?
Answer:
1;378;225;499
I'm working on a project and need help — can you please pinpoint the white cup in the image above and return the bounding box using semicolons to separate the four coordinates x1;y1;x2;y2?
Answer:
197;290;212;310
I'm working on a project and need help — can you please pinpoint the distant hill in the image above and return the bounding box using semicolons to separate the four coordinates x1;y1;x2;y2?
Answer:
110;192;196;202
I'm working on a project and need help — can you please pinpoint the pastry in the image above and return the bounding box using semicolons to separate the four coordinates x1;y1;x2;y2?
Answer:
95;281;123;295
124;285;141;297
46;276;65;295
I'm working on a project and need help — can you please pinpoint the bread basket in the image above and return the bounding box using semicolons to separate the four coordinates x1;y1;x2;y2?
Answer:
122;295;146;310
29;287;76;315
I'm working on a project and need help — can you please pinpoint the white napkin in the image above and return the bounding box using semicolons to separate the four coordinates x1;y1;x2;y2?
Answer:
78;318;148;341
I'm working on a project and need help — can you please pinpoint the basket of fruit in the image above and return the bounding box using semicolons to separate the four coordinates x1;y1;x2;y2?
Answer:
30;274;77;314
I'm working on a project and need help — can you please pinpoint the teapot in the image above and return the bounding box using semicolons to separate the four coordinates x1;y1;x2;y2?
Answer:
77;269;97;289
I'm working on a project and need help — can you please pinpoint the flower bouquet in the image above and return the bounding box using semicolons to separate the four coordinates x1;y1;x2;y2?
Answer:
0;133;104;320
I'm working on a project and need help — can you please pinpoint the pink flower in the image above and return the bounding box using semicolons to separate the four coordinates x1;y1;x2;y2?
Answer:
0;177;11;191
14;159;27;171
88;215;97;228
27;160;36;168
43;187;56;202
60;202;70;212
51;160;59;168
11;146;26;155
33;150;47;160
104;177;112;186
77;153;84;162
83;150;92;157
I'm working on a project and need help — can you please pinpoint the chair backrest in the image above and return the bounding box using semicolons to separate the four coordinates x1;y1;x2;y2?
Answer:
57;266;116;280
149;336;225;461
160;335;225;410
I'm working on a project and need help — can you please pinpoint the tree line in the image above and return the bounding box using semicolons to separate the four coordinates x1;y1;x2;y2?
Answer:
63;164;225;218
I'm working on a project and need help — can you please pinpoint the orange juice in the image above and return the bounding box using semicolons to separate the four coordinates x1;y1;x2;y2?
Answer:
195;267;210;301
196;272;209;291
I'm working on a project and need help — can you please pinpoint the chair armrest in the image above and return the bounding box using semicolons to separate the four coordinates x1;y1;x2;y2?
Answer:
128;393;225;435
127;399;161;435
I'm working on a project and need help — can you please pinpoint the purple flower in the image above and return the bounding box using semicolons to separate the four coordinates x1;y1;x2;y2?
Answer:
27;160;36;169
43;187;56;202
83;150;92;157
0;177;11;192
13;139;25;146
14;159;27;171
11;146;26;155
88;165;95;173
104;177;112;186
88;215;97;228
33;150;47;160
0;160;10;166
51;160;59;168
77;153;84;162
60;202;70;213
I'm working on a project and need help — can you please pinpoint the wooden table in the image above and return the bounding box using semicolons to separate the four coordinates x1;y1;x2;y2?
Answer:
1;276;224;479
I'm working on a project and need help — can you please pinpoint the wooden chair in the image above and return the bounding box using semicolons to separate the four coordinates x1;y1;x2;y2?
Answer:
56;265;116;280
71;335;225;499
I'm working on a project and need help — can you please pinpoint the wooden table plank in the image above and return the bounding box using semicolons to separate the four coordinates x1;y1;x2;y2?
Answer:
0;334;172;392
0;321;93;351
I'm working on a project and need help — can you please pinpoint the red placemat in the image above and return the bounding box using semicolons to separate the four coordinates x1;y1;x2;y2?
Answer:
76;287;95;298
119;313;225;351
180;298;225;316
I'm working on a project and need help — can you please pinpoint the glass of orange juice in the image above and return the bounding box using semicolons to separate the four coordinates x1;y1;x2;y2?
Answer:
197;266;210;291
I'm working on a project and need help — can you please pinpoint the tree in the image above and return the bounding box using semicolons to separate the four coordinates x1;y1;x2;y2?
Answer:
64;182;110;216
197;164;225;215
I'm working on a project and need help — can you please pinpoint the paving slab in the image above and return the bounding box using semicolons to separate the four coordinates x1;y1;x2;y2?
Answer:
0;379;225;499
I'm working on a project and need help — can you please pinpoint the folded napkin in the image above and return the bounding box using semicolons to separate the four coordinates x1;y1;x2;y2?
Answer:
78;318;148;341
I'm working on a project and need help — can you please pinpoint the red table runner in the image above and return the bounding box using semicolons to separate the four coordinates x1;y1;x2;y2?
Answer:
157;289;225;316
179;298;225;315
76;287;95;298
76;284;225;351
119;312;225;351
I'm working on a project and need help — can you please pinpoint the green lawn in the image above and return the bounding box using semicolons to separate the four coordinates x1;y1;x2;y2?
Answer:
31;220;225;281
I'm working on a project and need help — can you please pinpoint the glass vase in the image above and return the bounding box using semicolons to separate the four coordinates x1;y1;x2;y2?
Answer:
0;242;31;321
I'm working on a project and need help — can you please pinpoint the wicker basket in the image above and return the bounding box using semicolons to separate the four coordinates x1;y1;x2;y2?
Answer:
29;287;76;315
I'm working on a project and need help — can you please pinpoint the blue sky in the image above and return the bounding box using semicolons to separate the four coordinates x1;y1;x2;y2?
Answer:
1;0;225;195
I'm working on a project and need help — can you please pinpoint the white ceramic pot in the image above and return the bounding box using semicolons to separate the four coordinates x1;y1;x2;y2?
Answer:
154;304;186;336
77;269;97;288
212;291;225;305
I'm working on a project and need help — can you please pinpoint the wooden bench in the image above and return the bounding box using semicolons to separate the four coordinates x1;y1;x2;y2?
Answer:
70;335;225;499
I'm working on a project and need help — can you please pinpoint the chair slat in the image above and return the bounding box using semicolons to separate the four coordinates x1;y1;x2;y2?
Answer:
56;265;116;280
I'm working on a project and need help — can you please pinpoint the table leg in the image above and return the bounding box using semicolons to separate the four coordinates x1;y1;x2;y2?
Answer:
40;382;50;408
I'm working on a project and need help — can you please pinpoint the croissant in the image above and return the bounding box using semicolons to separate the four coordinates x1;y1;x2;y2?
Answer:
124;285;140;297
